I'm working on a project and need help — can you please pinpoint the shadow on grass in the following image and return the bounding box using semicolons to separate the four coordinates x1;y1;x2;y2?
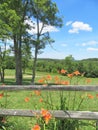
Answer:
0;77;58;85
0;78;32;85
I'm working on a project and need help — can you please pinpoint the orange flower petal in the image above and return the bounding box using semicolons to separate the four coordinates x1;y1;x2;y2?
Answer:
34;90;41;96
61;69;67;74
67;73;73;78
46;75;52;80
24;97;30;102
32;124;41;130
43;113;52;124
87;94;94;99
0;93;4;99
41;109;52;124
39;98;43;102
38;78;45;83
73;70;80;75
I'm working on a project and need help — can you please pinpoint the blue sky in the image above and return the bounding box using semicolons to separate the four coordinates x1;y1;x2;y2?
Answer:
38;0;98;60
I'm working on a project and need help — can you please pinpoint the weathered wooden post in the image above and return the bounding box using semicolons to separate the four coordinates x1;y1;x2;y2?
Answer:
96;120;98;130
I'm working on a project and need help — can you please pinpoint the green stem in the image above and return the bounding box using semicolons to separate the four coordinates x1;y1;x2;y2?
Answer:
72;91;76;110
77;97;84;110
67;91;70;108
43;123;46;130
5;91;8;108
54;120;57;130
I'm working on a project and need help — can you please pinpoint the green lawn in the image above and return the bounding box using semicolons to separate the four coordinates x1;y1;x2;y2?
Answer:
3;69;98;85
0;69;98;129
1;90;98;130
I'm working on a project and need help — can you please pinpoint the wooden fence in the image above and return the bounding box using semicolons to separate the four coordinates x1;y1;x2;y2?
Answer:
0;85;98;129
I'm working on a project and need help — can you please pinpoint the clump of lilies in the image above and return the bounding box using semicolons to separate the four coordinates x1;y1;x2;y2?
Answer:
31;108;52;130
23;69;94;130
31;109;52;130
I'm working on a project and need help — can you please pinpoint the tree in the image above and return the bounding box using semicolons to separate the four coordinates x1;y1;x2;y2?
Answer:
29;0;63;83
0;39;10;82
65;55;75;73
22;42;32;74
0;0;31;84
0;0;63;84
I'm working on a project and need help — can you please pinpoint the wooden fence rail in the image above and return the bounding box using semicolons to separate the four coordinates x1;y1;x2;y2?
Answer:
1;85;98;91
0;85;98;129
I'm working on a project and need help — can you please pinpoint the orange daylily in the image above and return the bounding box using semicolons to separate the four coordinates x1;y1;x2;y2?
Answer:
55;80;61;84
41;109;49;116
87;94;94;99
54;76;60;84
86;78;91;84
43;112;52;124
67;73;73;78
31;124;41;130
38;78;45;83
41;109;52;124
61;69;67;74
0;93;4;99
61;80;70;85
34;90;41;96
46;75;52;80
54;76;59;81
24;97;30;102
39;98;43;102
73;70;80;75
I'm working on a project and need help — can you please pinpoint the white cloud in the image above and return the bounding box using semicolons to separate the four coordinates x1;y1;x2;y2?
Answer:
25;19;59;35
61;43;67;47
66;21;72;26
87;47;98;51
67;21;92;34
82;40;98;46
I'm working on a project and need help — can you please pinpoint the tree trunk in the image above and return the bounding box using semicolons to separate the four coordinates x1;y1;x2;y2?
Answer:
14;36;22;85
31;45;38;84
31;14;40;84
0;68;4;83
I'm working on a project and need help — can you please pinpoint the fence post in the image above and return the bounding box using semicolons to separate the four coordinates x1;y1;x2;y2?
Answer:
96;120;98;130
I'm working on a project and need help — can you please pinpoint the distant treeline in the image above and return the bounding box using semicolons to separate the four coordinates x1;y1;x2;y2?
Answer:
5;56;98;78
36;58;98;78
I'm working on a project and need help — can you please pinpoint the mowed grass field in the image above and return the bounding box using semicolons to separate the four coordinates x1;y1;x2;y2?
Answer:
3;69;98;85
0;69;98;130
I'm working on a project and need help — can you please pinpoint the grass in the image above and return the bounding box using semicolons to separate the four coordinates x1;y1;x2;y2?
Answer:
2;69;98;85
1;90;98;130
1;69;98;129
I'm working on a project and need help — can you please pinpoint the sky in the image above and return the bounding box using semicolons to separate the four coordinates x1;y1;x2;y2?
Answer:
38;0;98;60
0;0;98;60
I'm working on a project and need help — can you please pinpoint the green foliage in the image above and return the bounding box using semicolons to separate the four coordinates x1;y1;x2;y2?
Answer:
36;58;98;78
5;56;15;69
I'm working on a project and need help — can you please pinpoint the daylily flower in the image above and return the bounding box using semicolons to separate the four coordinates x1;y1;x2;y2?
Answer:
87;94;94;99
86;78;91;84
67;73;73;78
73;70;80;75
61;69;67;74
24;97;30;102
34;90;41;96
38;78;45;83
31;124;41;130
0;93;4;99
41;109;52;124
61;80;70;85
39;98;43;102
46;75;52;80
